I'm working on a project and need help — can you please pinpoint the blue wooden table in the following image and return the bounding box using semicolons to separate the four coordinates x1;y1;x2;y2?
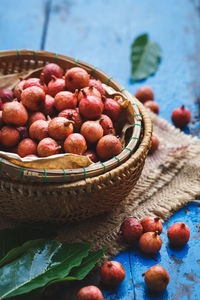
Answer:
1;0;200;299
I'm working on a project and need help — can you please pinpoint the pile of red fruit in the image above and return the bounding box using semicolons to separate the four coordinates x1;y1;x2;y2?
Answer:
0;63;123;162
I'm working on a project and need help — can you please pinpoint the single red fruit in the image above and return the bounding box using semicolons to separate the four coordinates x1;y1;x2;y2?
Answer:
48;117;74;140
89;79;105;95
54;91;77;111
103;97;121;122
119;217;143;244
79;95;104;120
81;121;103;144
64;133;87;155
139;232;162;254
14;79;26;99
17;138;37;157
144;100;159;114
135;86;154;103
167;222;190;247
83;150;99;163
47;75;65;97
21;86;45;111
77;286;103;300
99;114;115;135
43;94;56;117
0;125;20;147
29;120;49;141
65;67;90;91
141;216;163;234
149;135;159;154
42;63;63;84
78;86;101;102
101;261;126;287
0;88;14;103
23;78;45;91
28;111;46;126
16;126;28;140
171;105;191;129
96;135;122;161
58;108;82;132
2;101;28;126
143;265;170;292
37;137;61;157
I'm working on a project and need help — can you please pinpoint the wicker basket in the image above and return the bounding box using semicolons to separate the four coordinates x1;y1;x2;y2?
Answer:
0;50;152;223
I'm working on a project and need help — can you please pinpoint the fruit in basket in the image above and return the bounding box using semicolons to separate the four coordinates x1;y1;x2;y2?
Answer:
78;86;101;102
81;121;103;143
2;101;28;126
42;63;63;84
37;137;61;157
103;97;121;121
28;111;46;126
14;79;26;99
143;265;170;292
65;67;90;91
89;79;105;95
99;114;115;135
48;117;74;140
23;77;45;91
167;222;190;247
0;125;20;147
135;85;154;103
21;86;45;111
149;135;159;154
79;95;104;119
43;94;56;117
54;91;78;111
141;216;163;234
47;75;65;97
171;105;191;129
0;88;14;103
0;111;3;128
144;100;159;114
29;120;49;141
64;133;87;155
77;286;103;300
118;217;143;244
96;135;122;161
16;126;28;140
58;108;82;132
139;231;162;254
83;150;99;163
100;261;126;287
17;138;37;157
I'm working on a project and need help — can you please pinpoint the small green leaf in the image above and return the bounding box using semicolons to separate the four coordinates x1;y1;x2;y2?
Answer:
131;33;161;81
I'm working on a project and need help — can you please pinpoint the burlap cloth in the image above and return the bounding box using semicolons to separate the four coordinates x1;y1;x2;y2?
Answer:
0;112;200;260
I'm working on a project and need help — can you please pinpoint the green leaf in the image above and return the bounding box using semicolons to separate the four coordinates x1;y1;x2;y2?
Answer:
0;240;91;299
131;33;161;81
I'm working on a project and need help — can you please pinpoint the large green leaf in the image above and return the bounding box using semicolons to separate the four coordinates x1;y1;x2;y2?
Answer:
0;240;91;299
131;33;161;81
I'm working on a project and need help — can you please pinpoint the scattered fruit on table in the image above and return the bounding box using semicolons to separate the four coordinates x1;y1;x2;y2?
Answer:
118;217;143;244
143;265;170;292
77;285;103;300
171;104;191;129
149;134;159;154
100;261;126;287
141;216;163;234
144;100;159;114
167;222;190;247
139;231;162;254
134;85;154;103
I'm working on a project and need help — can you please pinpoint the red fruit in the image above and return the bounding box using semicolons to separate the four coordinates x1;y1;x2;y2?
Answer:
0;111;3;128
79;95;104;119
47;75;65;97
96;135;122;161
29;120;49;141
37;137;61;157
16;126;28;140
78;86;101;102
167;223;190;247
139;232;162;254
23;78;46;91
144;100;159;114
171;105;191;129
48;117;74;140
0;99;2;110
141;216;163;234
43;94;56;117
64;133;87;155
0;88;14;103
135;86;154;103
21;86;45;111
143;265;170;292
81;121;103;143
77;286;103;300
89;79;105;95
65;67;90;91
118;217;143;244
2;101;28;126
58;108;82;132
100;261;126;287
17;138;37;157
28;111;46;126
103;97;121;121
42;63;63;84
149;135;159;154
83;150;99;163
14;79;26;99
54;91;77;111
0;125;20;147
99;114;115;135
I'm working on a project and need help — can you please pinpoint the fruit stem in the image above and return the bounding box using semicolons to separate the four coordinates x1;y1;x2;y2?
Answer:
155;217;160;222
181;104;185;110
64;120;75;126
154;231;159;237
51;75;57;81
142;273;145;277
81;89;87;97
181;223;185;228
